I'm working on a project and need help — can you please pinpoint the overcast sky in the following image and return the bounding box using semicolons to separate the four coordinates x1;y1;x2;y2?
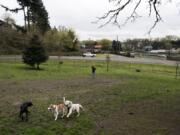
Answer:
0;0;180;41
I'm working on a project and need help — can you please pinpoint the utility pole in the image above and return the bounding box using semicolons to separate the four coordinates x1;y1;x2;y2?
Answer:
106;54;110;72
175;62;179;79
117;35;120;53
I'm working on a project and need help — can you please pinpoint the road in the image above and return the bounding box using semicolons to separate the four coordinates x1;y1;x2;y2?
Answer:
0;55;178;66
52;55;178;66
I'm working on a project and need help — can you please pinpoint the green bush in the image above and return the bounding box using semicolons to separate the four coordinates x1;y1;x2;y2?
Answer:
22;35;49;69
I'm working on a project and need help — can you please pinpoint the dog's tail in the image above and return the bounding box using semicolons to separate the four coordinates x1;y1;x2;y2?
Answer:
63;97;66;104
79;104;84;111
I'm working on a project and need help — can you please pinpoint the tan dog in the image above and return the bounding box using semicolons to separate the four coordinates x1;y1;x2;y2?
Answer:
48;104;67;121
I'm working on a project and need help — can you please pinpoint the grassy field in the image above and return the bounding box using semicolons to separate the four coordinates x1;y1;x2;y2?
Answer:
0;60;180;135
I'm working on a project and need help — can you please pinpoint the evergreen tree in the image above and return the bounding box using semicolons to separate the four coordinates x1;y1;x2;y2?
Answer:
30;0;50;34
112;40;122;54
1;0;50;34
22;35;48;69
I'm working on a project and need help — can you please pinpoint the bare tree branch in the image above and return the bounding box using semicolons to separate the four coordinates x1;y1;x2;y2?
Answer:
148;0;153;17
95;0;167;34
148;0;162;34
95;0;131;28
121;0;142;27
0;4;23;13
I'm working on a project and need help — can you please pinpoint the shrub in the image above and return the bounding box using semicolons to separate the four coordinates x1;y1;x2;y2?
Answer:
22;35;48;69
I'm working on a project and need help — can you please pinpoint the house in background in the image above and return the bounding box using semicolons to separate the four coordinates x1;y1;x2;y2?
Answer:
0;19;26;33
0;19;10;31
0;19;16;32
93;45;102;53
0;20;5;26
143;45;153;52
81;43;102;53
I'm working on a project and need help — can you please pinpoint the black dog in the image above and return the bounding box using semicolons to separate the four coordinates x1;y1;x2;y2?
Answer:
19;101;33;121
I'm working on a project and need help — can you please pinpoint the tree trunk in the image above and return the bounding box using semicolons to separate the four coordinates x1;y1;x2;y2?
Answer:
22;6;27;30
37;64;40;70
27;6;30;31
175;63;179;79
107;62;109;72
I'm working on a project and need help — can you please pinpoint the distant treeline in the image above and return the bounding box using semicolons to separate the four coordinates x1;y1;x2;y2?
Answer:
0;24;80;55
81;36;180;53
122;37;180;51
0;22;180;55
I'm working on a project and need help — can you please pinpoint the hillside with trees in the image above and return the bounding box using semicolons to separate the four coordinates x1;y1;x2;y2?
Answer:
0;0;80;56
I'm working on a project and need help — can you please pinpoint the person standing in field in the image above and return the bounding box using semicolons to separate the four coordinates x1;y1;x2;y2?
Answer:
91;66;96;79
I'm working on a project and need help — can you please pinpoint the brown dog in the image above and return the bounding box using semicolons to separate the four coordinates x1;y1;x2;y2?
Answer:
48;104;67;121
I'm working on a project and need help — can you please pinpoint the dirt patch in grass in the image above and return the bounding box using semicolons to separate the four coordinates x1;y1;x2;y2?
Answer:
93;100;180;135
0;77;120;115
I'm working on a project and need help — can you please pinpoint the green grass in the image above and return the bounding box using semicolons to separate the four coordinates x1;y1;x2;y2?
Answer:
96;54;113;58
0;60;177;80
0;60;179;135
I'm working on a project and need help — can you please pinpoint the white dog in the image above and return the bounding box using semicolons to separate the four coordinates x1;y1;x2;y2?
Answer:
63;97;83;118
48;104;67;121
66;102;83;118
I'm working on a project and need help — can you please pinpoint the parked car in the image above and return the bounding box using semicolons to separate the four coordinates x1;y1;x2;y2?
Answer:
82;52;96;57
